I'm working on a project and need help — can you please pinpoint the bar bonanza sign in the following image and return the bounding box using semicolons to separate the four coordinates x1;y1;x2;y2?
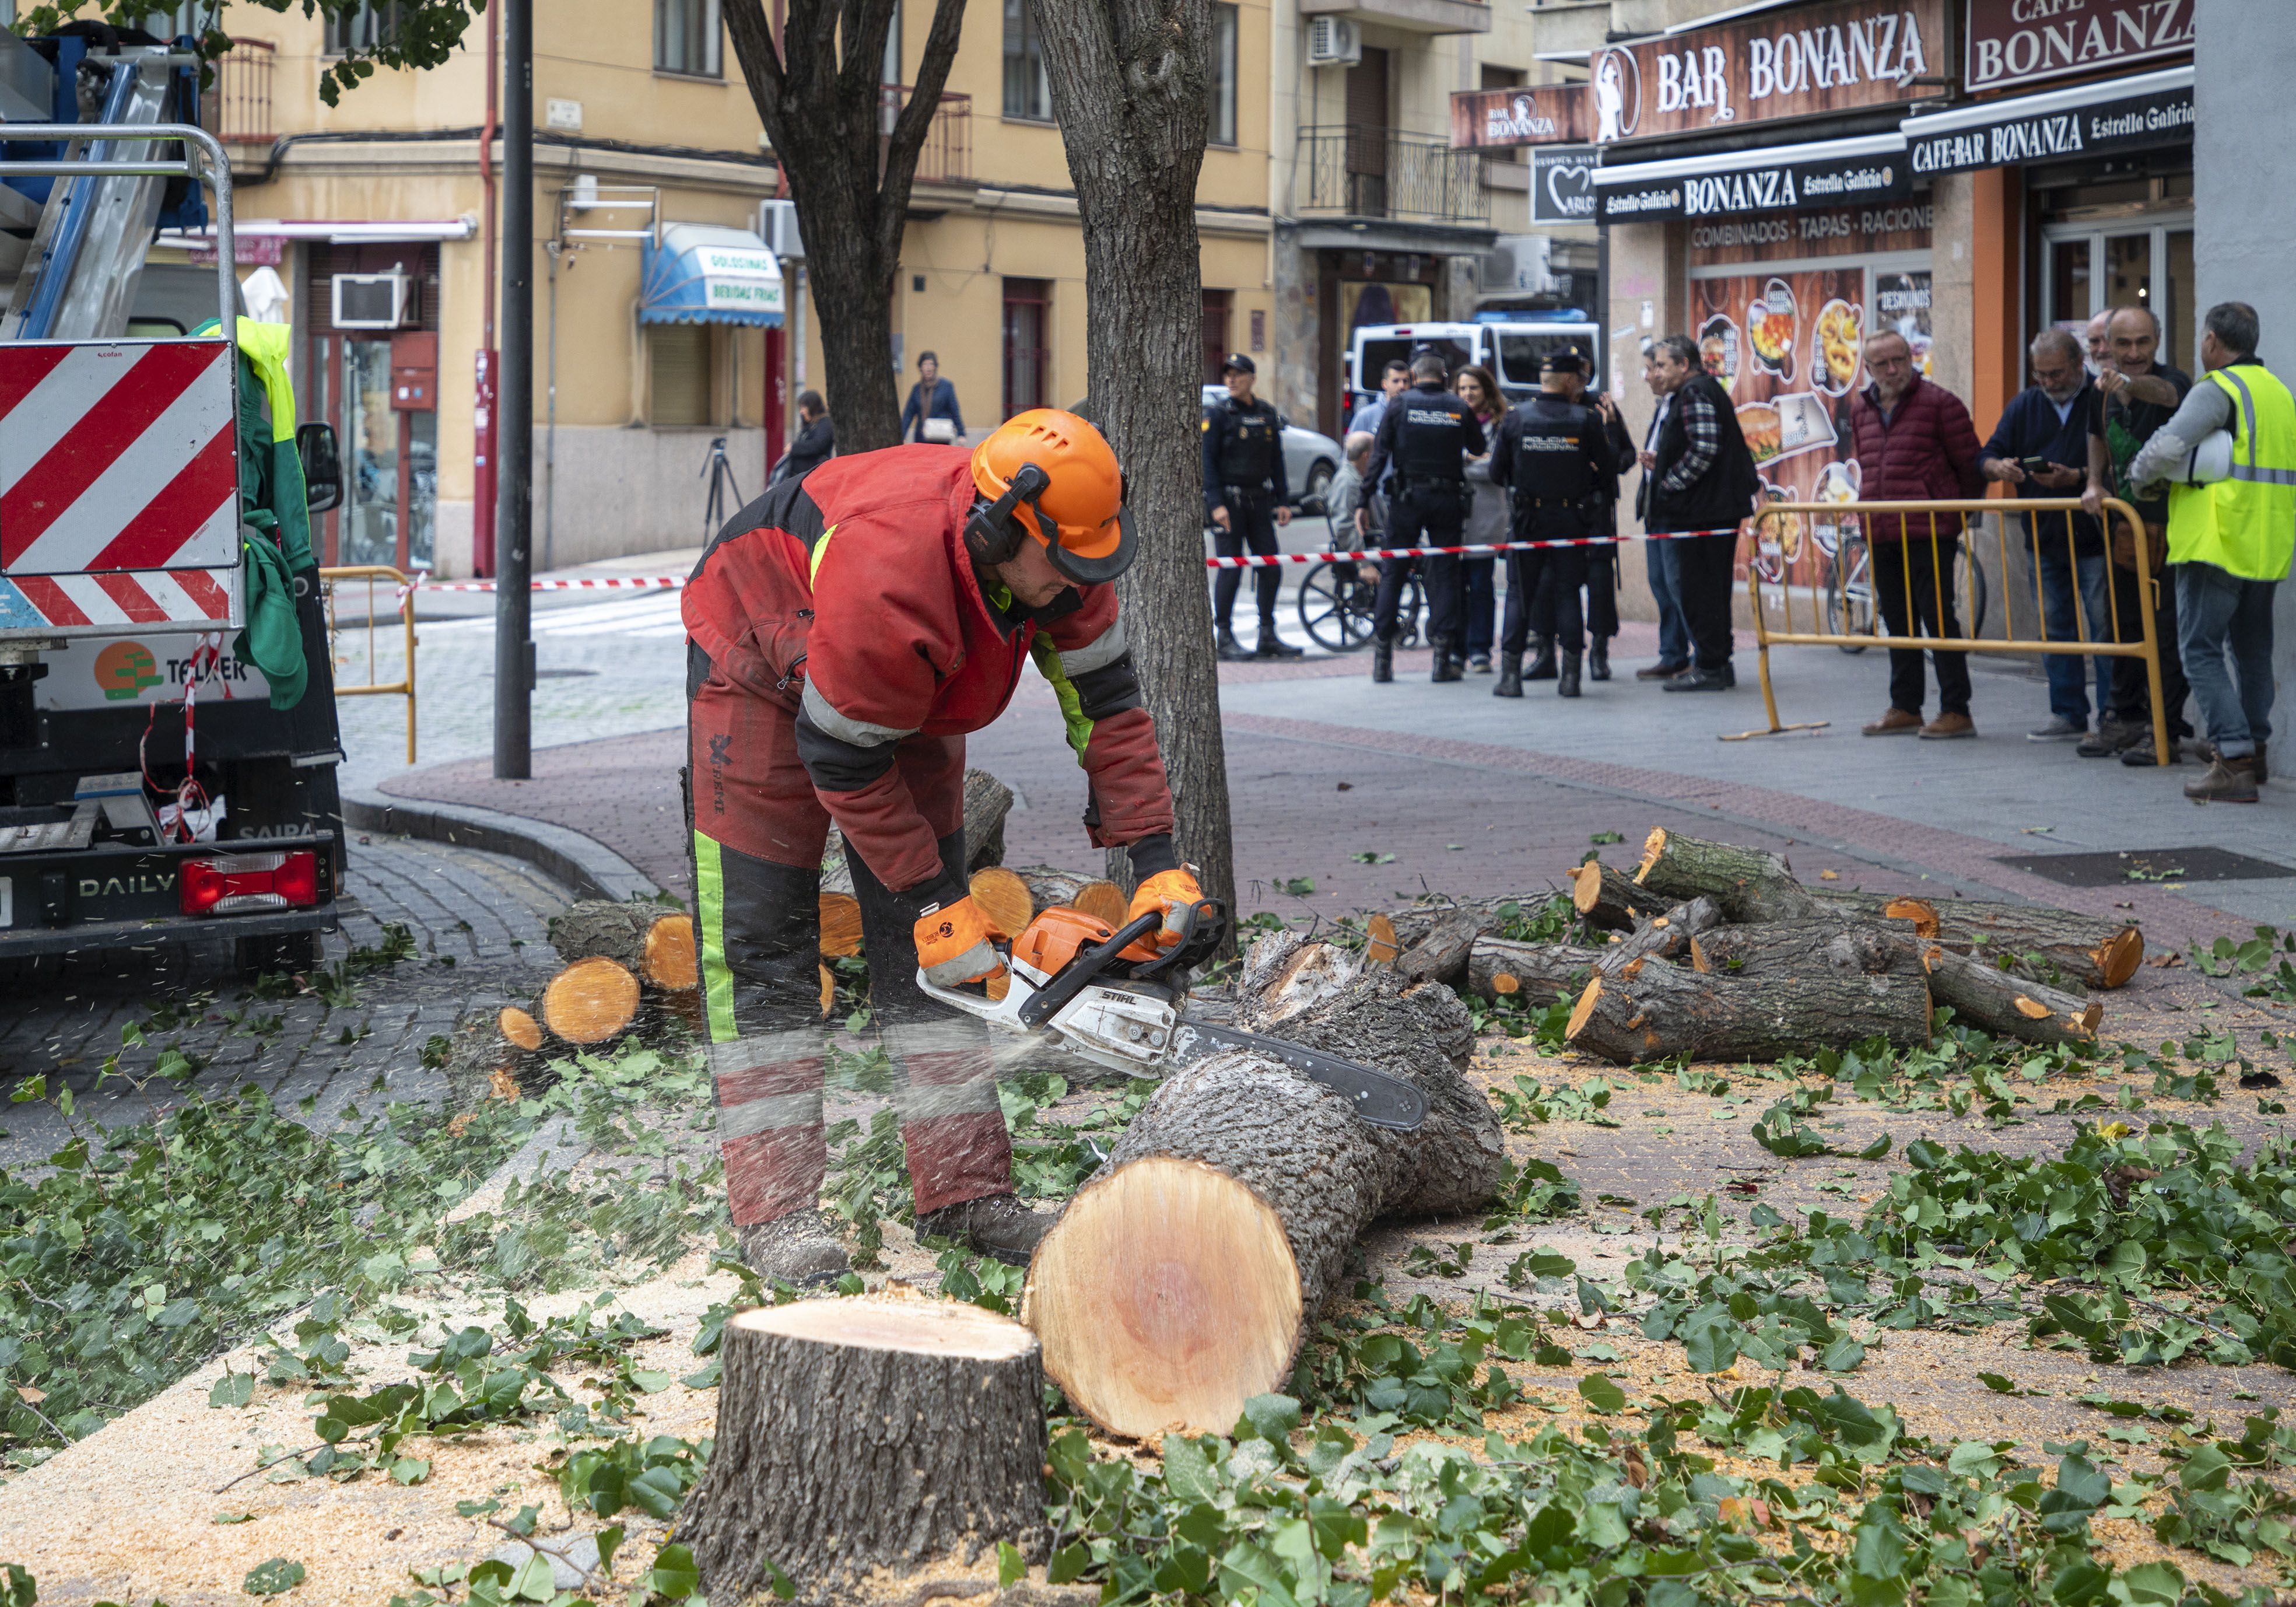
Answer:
1587;0;1946;144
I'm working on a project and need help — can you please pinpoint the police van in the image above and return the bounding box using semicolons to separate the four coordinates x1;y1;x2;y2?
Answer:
1347;315;1603;417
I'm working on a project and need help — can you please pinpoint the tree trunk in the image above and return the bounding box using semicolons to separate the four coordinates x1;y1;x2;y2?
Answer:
546;901;697;993
1395;906;1499;988
1463;937;1604;1004
1808;888;2143;990
722;0;969;454
683;1298;1048;1606
1572;860;1670;932
1564;961;1930;1065
1026;0;1232;940
1635;828;1825;922
969;864;1128;936
1593;895;1724;978
1024;933;1503;1438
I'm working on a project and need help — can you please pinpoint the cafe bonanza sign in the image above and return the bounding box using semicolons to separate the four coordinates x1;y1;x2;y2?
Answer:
1589;0;1946;143
1967;0;2194;93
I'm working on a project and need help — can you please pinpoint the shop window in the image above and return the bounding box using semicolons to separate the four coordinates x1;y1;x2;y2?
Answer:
1002;0;1053;122
656;0;723;79
1202;289;1233;384
651;325;716;427
324;0;402;54
1002;279;1051;416
1208;5;1238;148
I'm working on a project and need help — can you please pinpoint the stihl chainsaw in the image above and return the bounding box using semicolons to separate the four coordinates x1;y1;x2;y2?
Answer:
916;898;1426;1131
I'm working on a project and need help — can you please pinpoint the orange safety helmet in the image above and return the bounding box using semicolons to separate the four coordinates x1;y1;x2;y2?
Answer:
967;408;1137;584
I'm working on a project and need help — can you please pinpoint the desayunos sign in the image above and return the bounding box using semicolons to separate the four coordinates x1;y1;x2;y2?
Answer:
1967;0;2194;93
1589;0;1944;143
696;246;784;316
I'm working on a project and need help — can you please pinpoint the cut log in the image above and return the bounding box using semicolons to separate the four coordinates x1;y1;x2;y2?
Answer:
814;769;1015;958
817;891;864;960
1564;960;1930;1065
1810;888;2141;989
1594;896;1723;979
1635;828;1825;922
968;865;1036;937
540;957;642;1045
1365;912;1400;966
1025;933;1503;1438
682;1297;1048;1606
1385;892;1557;953
1463;937;1604;1005
499;1006;542;1053
440;1010;549;1109
1004;865;1128;929
1396;906;1497;987
1572;860;1670;933
641;913;698;992
1926;946;2101;1043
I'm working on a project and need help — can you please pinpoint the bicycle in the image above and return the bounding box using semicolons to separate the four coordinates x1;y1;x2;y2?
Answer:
1824;527;1988;652
1296;555;1422;653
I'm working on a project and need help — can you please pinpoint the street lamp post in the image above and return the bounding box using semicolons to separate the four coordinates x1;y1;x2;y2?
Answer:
493;0;534;779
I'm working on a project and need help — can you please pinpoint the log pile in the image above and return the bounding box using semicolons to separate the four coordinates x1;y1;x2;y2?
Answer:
1373;828;2136;1065
1023;931;1505;1438
817;768;1017;959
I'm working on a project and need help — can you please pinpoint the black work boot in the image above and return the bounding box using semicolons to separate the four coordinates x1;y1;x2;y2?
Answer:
1371;637;1393;684
1558;651;1582;698
916;1193;1054;1267
737;1210;851;1287
1254;622;1305;659
1494;650;1523;698
1430;635;1463;683
1589;636;1612;681
1217;626;1254;663
1524;635;1558;681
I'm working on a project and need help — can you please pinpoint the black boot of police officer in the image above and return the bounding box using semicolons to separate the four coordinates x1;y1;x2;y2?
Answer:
1203;354;1303;663
1361;351;1485;690
1490;345;1613;703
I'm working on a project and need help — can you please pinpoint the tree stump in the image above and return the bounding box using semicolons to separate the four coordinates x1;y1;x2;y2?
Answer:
1024;933;1504;1438
682;1297;1049;1606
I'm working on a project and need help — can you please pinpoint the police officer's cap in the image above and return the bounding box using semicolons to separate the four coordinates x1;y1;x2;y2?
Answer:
1222;352;1256;376
1541;345;1589;375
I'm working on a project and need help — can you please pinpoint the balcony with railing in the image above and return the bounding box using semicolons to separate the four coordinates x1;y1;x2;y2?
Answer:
199;38;274;146
1299;0;1488;36
879;85;972;186
1295;126;1488;226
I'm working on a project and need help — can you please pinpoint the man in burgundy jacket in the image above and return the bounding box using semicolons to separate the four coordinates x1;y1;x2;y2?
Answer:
1848;332;1988;738
682;410;1201;1284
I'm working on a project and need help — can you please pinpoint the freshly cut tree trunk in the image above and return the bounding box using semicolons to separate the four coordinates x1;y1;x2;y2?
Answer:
967;865;1037;937
1810;888;2142;990
441;1010;549;1108
682;1298;1048;1606
1365;912;1400;965
1464;938;1604;1005
547;901;693;986
499;1006;542;1053
1572;861;1670;932
961;768;1015;871
1594;896;1723;978
1635;828;1825;922
1025;934;1504;1438
1565;960;1930;1065
816;771;1017;960
1396;907;1497;987
540;957;641;1045
1925;946;2102;1043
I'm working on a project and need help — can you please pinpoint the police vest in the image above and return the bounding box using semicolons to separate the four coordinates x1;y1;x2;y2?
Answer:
1511;400;1597;505
2167;363;2296;582
1396;390;1469;484
1215;400;1281;486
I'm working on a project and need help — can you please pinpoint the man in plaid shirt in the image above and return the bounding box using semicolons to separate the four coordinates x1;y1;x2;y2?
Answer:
1635;335;1761;691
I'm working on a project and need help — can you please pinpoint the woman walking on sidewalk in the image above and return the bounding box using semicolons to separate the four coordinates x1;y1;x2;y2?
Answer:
1456;365;1506;673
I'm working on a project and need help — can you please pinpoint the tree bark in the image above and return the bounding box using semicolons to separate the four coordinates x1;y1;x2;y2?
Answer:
546;901;697;993
1635;828;1826;923
1395;906;1498;988
1024;933;1503;1438
1572;860;1670;932
722;0;969;453
1808;888;2143;990
1463;937;1604;1005
1025;0;1232;939
1564;961;1930;1065
1593;895;1724;979
683;1299;1049;1606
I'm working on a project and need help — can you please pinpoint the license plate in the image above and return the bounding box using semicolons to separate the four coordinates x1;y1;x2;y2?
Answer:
0;877;11;927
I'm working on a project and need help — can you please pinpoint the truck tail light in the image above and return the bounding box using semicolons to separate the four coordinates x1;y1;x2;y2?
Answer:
180;850;320;915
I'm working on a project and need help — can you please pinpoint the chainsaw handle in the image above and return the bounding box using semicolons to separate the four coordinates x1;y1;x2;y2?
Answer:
1130;895;1225;985
1018;911;1163;1028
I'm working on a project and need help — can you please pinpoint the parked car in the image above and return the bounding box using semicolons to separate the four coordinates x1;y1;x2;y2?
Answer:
1199;384;1341;513
1345;316;1602;417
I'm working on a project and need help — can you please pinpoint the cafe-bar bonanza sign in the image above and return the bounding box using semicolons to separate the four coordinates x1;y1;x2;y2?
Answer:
1967;0;2194;93
1587;0;1946;143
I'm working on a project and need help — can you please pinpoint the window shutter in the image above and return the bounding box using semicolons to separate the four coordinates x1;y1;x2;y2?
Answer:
651;326;713;426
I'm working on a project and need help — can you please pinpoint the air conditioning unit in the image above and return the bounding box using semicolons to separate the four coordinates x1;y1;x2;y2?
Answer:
331;271;413;330
758;198;804;261
1306;17;1361;68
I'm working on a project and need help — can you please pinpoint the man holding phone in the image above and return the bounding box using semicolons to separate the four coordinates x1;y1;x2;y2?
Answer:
1981;328;2109;743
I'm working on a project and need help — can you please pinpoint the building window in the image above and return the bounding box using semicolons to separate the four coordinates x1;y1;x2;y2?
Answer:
1002;278;1051;415
141;1;217;38
1208;4;1238;148
656;0;723;79
324;1;401;54
1002;0;1052;122
651;325;716;426
1201;289;1232;384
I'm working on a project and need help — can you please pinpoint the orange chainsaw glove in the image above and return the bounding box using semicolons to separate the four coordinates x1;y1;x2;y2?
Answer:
1127;867;1205;951
914;895;1007;988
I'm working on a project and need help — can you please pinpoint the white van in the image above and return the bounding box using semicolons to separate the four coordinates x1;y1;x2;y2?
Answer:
1347;318;1602;418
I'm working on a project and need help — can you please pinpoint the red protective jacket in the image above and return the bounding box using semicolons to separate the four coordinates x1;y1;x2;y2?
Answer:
1847;376;1986;542
683;445;1176;901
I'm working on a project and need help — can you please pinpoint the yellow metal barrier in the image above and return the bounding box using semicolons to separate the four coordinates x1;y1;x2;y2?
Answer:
1736;497;2169;765
319;565;418;764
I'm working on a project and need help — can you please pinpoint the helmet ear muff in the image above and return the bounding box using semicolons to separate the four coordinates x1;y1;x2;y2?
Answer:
965;462;1051;567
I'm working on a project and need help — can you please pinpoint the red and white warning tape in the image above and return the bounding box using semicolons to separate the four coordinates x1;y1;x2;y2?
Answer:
408;526;1747;591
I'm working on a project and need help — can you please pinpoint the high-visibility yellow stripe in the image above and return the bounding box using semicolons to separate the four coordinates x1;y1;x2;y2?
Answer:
1031;632;1095;760
808;523;839;585
693;831;739;1043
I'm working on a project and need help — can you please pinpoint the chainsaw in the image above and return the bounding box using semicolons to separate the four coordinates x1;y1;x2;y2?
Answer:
916;897;1427;1131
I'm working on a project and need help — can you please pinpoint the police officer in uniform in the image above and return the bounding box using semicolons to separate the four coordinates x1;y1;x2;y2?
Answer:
1572;362;1636;680
1360;351;1485;683
1489;347;1613;699
1202;354;1302;661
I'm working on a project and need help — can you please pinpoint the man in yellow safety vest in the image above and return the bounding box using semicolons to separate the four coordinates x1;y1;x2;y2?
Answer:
2129;302;2296;804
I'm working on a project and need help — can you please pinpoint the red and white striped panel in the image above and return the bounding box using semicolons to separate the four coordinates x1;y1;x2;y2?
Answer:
6;566;237;629
1;338;240;579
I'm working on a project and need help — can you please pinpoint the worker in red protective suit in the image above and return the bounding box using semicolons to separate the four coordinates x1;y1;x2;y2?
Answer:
682;409;1201;1283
